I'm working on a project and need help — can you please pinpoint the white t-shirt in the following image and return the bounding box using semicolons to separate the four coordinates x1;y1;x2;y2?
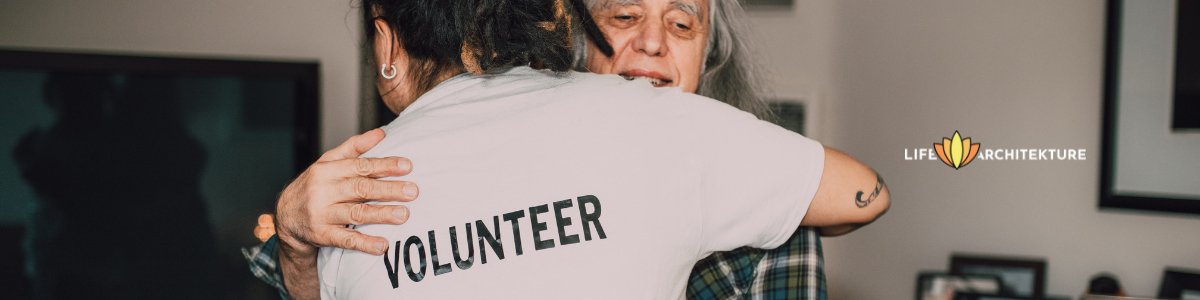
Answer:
318;67;825;299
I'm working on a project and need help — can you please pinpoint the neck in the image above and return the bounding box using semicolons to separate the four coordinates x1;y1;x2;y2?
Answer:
383;66;466;114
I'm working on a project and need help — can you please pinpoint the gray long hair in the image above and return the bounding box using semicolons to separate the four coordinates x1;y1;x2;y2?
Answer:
574;0;774;121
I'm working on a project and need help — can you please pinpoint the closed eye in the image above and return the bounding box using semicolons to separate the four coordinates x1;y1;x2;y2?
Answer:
615;14;638;22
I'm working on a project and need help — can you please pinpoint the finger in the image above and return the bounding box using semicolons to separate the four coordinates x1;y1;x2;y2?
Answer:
316;157;412;179
337;176;419;202
323;227;390;255
318;128;387;162
328;202;411;226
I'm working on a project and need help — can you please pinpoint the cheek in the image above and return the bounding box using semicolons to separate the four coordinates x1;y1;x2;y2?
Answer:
675;45;706;93
680;80;699;93
585;44;615;73
586;29;640;74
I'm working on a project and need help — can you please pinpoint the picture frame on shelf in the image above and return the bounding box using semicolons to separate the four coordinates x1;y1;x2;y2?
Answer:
915;271;1003;300
949;254;1047;298
1158;268;1200;300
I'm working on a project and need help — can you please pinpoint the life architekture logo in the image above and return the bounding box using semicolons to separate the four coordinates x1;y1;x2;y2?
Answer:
904;130;1087;170
933;131;980;169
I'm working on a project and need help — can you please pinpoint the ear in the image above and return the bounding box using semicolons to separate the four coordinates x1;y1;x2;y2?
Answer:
373;18;399;69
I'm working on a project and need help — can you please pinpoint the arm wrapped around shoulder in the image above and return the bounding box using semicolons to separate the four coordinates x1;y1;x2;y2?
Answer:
801;147;891;231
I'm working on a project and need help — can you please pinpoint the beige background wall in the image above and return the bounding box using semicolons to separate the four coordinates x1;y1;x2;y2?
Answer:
0;0;364;150
747;0;1200;298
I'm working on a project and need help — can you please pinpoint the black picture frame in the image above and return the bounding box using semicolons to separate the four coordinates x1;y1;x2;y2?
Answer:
738;0;792;10
1158;268;1200;299
915;271;1004;300
954;293;1071;300
768;101;806;135
1100;0;1200;216
950;254;1047;298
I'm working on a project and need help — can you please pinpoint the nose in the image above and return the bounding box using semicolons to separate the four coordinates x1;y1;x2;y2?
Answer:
632;20;667;57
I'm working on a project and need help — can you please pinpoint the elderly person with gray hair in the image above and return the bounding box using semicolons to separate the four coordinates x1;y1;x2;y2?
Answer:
577;0;845;298
248;0;865;299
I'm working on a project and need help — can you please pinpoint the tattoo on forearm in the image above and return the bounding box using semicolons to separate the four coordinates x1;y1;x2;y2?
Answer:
855;173;885;208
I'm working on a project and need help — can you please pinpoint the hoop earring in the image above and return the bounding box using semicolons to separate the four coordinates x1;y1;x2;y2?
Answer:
380;63;397;80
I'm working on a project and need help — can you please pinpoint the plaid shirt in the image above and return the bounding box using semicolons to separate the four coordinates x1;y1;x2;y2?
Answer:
242;235;290;300
244;228;826;300
687;227;826;300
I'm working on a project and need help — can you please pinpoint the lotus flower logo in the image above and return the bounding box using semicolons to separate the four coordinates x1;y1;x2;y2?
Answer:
934;130;981;169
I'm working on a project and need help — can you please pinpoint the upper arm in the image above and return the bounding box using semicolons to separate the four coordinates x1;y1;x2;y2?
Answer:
662;94;826;251
800;147;890;227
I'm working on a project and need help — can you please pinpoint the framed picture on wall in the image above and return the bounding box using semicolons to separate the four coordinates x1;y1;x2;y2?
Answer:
768;100;806;135
1100;0;1200;216
1159;268;1200;300
738;0;792;9
950;254;1046;298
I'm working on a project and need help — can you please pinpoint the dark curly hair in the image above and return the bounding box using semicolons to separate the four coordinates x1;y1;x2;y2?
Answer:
363;0;611;95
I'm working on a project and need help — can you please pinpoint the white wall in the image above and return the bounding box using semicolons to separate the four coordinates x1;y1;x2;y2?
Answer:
747;0;1200;298
745;1;836;140
0;0;364;150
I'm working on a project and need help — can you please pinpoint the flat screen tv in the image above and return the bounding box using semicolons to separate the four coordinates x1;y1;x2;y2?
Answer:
0;49;319;299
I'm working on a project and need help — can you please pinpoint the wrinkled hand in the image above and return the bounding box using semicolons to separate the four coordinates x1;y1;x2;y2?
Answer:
275;128;418;258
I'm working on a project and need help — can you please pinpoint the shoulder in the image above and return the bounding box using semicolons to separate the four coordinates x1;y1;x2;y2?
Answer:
561;73;736;114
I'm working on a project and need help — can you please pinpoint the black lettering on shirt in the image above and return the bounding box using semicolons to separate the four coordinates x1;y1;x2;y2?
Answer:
427;229;453;276
384;240;405;288
405;236;427;283
476;216;504;264
450;223;474;270
428;230;452;276
530;204;556;251
553;199;580;246
382;195;608;287
502;210;526;256
578;195;607;240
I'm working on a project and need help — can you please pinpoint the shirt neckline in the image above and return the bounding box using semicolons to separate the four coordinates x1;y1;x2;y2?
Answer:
381;67;546;130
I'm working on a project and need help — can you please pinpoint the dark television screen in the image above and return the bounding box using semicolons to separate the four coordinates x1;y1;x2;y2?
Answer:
0;49;318;299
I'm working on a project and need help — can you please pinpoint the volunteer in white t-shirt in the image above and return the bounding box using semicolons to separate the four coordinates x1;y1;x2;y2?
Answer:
275;0;890;299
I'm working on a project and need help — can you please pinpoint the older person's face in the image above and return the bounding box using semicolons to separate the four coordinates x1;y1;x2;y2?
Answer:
586;0;708;93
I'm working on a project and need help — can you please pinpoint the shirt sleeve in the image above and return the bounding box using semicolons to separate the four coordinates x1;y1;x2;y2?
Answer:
241;235;293;300
656;92;825;254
